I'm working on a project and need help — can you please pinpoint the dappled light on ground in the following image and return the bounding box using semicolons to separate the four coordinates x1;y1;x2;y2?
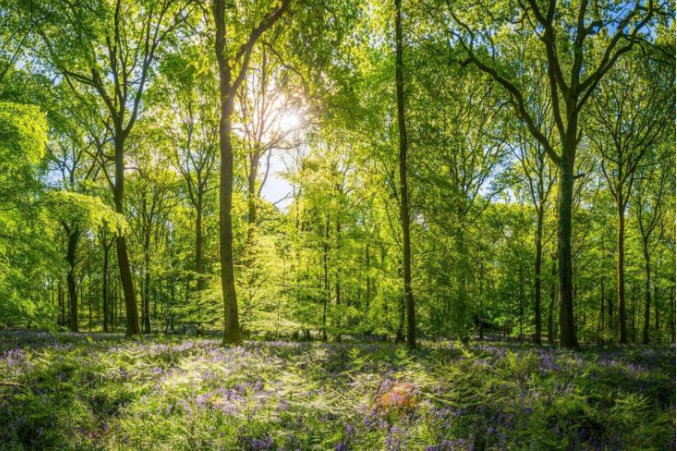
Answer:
0;331;674;450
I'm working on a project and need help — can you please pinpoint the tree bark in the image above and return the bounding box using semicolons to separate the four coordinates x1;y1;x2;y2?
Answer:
66;227;80;332
102;238;110;332
557;151;577;348
533;207;543;344
642;239;651;344
322;216;329;341
334;215;342;342
395;0;415;348
214;1;241;345
617;201;628;344
547;258;556;344
143;238;152;334
195;196;204;294
114;137;141;335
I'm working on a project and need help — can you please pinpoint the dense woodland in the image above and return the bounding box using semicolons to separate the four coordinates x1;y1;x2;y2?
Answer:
1;0;675;348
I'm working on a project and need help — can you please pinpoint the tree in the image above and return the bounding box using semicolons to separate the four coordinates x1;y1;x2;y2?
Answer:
158;45;219;297
395;0;416;347
439;0;661;347
212;0;292;344
37;0;193;335
588;52;674;343
634;149;673;343
509;106;556;344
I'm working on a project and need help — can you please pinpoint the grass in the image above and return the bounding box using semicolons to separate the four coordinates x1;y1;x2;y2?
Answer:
0;330;674;450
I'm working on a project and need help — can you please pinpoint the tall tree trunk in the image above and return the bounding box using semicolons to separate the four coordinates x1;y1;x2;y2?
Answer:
557;151;577;348
335;216;342;342
114;137;141;335
519;262;524;341
395;0;415;348
58;280;65;327
214;8;241;345
195;196;204;294
248;153;259;243
479;261;484;340
654;285;660;332
66;226;79;332
102;240;110;332
642;239;651;344
143;240;152;334
599;276;605;338
212;0;289;344
322;216;329;341
365;243;371;310
547;258;556;344
533;207;543;344
670;287;675;343
617;201;628;344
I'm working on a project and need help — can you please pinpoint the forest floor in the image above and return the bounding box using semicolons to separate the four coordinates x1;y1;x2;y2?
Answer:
0;330;674;450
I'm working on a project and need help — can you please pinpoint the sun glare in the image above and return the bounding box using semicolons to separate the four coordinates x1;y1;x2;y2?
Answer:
278;110;303;133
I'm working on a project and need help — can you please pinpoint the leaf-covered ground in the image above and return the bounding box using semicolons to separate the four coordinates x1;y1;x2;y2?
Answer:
0;330;674;450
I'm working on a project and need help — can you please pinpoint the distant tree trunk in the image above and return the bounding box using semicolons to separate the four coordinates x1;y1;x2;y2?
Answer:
66;226;80;332
58;280;65;327
533;207;543;344
479;261;484;340
395;0;415;347
102;239;110;332
195;197;204;294
547;258;556;344
670;287;675;343
335;216;342;342
642;238;651;344
599;228;606;337
143;240;152;334
114;137;141;335
88;270;93;333
365;243;371;310
599;276;605;339
247;152;260;242
654;285;660;332
322;216;329;342
518;262;524;342
617;200;628;344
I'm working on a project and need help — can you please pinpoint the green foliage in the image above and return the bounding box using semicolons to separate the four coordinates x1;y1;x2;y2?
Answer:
1;332;675;449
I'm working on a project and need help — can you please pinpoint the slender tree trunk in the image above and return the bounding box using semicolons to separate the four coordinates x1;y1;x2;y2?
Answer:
617;201;628;344
557;150;577;348
247;153;259;243
670;287;675;343
654;285;660;332
534;208;543;344
143;240;152;334
642;239;651;344
547;258;556;344
335;216;342;342
113;136;141;335
479;261;484;340
365;243;371;310
519;262;524;342
102;240;110;332
58;280;64;327
599;276;605;339
66;227;79;332
395;0;415;347
322;217;329;341
195;196;204;294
